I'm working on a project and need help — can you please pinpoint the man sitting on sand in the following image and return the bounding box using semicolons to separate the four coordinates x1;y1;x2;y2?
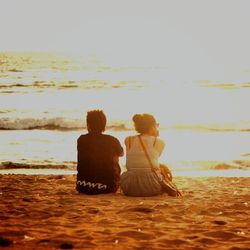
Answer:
76;110;124;195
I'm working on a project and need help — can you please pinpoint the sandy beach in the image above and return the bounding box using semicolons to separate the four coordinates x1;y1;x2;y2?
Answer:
0;174;249;249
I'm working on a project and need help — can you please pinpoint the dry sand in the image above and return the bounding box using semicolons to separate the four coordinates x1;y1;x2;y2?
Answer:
0;174;249;250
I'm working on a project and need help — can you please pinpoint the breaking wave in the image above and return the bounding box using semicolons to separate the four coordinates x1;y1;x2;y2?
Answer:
0;161;76;170
0;117;249;132
0;117;130;131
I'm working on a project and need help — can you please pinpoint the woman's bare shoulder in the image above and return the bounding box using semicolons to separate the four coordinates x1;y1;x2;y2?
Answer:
125;135;137;140
124;135;137;146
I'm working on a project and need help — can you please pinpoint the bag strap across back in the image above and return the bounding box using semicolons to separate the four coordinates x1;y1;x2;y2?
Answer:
138;135;156;171
138;135;182;197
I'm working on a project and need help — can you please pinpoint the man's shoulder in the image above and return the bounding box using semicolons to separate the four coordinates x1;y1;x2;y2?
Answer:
77;134;88;142
102;134;123;147
77;133;121;145
103;134;120;142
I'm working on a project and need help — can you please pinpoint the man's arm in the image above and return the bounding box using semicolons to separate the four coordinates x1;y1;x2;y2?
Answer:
115;138;124;157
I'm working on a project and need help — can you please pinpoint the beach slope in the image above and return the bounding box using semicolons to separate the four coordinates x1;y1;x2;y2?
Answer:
0;175;249;249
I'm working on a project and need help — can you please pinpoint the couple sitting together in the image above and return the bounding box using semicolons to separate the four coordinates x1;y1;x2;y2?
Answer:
76;110;181;197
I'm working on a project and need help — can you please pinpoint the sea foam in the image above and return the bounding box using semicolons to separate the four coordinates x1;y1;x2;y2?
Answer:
0;117;129;130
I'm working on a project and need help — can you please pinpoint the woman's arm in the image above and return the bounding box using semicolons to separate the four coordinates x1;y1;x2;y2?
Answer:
155;138;165;156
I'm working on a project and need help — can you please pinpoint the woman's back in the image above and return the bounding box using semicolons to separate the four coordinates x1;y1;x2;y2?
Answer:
120;134;165;197
126;135;164;171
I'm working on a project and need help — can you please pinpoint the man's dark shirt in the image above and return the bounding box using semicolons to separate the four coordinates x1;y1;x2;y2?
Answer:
76;133;123;194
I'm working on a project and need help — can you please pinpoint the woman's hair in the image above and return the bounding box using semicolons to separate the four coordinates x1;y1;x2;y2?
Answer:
86;110;107;134
132;113;157;134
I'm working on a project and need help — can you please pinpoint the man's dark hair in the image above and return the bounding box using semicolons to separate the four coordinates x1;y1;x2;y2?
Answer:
86;110;107;134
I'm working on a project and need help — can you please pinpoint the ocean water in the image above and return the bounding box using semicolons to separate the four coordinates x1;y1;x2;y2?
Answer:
0;52;250;176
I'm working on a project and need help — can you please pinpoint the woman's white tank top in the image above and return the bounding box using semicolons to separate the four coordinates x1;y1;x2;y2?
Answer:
126;135;163;170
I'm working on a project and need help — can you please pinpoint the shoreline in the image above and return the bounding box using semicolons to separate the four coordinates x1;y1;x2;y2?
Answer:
0;174;249;249
1;168;250;177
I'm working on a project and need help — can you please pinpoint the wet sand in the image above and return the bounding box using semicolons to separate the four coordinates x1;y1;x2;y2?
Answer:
0;174;249;249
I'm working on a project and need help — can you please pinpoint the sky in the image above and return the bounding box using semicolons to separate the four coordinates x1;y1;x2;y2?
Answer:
1;0;250;72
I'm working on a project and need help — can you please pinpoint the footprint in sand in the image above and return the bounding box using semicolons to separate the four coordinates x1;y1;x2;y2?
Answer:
0;237;13;247
22;197;32;202
86;207;101;214
204;230;242;240
118;206;155;214
59;242;74;249
117;230;155;240
159;238;187;245
213;220;227;225
196;237;217;245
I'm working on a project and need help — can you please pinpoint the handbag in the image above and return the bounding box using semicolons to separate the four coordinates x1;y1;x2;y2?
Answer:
138;135;182;197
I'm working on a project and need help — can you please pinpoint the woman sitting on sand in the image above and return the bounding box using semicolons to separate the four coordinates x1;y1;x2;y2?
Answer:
120;113;177;197
76;110;124;195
